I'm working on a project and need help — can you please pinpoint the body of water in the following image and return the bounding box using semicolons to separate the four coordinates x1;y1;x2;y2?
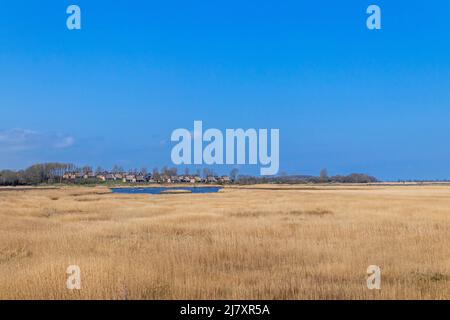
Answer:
111;187;222;195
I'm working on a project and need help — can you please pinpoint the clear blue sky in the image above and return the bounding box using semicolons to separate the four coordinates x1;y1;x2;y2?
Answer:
1;0;450;180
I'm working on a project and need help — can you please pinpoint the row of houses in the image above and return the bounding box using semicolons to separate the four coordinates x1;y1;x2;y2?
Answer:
62;172;232;184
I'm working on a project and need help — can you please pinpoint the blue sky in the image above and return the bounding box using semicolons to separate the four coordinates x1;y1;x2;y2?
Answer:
1;0;450;180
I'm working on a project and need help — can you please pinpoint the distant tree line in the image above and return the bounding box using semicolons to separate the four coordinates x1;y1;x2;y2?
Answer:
0;163;379;186
0;163;75;186
237;172;379;185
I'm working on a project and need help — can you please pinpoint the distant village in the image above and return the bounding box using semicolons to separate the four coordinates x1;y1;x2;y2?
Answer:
62;171;232;184
0;162;380;186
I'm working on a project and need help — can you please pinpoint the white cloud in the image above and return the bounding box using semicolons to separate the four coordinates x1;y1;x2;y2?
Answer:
0;128;75;151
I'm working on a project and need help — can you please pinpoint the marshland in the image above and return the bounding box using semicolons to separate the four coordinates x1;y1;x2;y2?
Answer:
0;184;448;299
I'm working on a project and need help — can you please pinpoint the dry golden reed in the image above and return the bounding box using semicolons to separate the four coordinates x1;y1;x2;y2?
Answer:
0;184;449;299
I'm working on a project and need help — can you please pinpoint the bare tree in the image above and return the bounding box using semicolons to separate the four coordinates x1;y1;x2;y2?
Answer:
320;168;328;182
152;167;160;181
230;168;239;182
167;167;177;176
112;165;124;173
82;166;93;174
202;168;214;178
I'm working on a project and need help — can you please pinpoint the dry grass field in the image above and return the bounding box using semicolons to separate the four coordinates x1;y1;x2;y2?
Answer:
0;184;449;300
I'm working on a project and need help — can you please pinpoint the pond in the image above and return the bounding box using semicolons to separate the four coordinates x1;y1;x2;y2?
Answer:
110;186;222;195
